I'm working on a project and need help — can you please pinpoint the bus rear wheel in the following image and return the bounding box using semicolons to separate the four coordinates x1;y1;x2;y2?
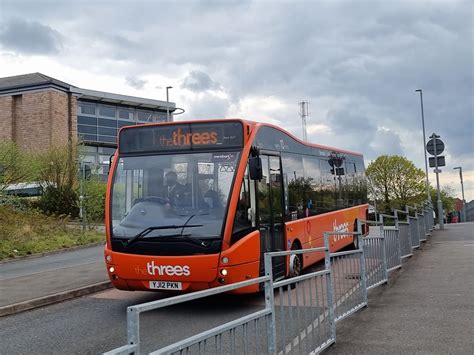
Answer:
289;243;303;277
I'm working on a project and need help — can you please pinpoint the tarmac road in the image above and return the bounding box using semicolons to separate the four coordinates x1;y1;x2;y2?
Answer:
0;286;266;354
0;244;104;280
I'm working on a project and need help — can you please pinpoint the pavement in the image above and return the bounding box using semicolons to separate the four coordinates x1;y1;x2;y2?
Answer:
0;243;111;316
327;222;474;354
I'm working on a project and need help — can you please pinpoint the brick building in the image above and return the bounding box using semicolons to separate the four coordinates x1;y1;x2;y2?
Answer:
0;73;177;178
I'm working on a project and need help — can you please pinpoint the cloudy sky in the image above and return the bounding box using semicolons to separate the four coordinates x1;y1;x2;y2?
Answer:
1;0;473;200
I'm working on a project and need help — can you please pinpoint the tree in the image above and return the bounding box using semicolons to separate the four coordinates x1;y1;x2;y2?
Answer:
35;144;79;216
0;141;37;195
430;185;456;217
366;155;426;212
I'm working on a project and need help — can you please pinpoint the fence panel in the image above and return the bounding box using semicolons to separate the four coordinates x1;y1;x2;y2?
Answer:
426;207;434;231
266;247;336;355
104;276;273;355
398;222;412;258
408;216;420;249
379;214;402;272
418;212;427;242
362;224;388;290
424;208;431;236
326;232;367;323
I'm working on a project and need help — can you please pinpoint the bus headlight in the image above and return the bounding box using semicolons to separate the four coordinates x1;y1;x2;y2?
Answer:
109;266;115;273
220;269;228;276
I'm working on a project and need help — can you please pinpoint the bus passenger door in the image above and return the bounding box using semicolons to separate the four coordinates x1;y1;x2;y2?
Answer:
257;155;286;280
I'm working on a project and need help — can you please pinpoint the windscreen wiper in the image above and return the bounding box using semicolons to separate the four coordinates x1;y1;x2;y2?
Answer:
125;224;203;248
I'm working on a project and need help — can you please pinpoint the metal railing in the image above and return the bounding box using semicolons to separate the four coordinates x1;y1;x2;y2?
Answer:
104;276;272;355
359;222;388;290
395;208;413;259
325;231;367;323
425;206;434;232
265;246;335;355
417;210;427;242
105;203;433;355
379;214;402;272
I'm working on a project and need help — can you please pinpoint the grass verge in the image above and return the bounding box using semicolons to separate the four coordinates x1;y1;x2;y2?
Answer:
0;205;104;260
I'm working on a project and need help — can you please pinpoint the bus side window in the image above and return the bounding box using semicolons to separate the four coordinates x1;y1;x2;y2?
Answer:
345;161;356;207
302;155;321;216
282;153;305;220
320;159;336;213
231;168;254;244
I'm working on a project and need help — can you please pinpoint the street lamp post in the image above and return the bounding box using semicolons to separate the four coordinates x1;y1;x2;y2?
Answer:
453;166;466;222
415;89;432;205
166;86;173;122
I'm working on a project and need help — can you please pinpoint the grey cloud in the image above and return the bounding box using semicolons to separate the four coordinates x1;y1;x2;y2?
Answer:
1;0;472;176
0;18;62;55
125;76;147;90
182;95;229;120
181;71;221;92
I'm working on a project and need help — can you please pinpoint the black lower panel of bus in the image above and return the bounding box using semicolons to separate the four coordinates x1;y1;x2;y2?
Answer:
110;238;222;256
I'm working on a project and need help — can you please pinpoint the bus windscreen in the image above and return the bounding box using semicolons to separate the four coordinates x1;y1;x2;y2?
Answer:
119;121;244;154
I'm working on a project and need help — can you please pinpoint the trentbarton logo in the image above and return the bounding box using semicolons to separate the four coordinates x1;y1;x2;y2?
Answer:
332;220;350;241
159;128;218;147
146;261;191;277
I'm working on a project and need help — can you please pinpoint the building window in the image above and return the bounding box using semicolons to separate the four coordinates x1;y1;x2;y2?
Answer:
79;133;97;142
119;108;134;120
137;110;153;122
154;112;168;122
78;125;97;135
78;116;97;126
98;118;117;128
98;105;116;118
79;103;96;116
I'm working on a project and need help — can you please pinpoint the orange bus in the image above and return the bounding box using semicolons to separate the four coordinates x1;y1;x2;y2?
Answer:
104;119;368;293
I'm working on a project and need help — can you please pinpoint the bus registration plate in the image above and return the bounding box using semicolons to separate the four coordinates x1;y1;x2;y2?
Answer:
149;281;182;290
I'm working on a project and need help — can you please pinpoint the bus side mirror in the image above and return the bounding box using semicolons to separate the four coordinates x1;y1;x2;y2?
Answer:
249;156;263;180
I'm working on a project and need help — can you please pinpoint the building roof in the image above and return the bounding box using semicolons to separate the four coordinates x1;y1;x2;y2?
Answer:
72;87;175;110
0;72;71;93
0;72;176;110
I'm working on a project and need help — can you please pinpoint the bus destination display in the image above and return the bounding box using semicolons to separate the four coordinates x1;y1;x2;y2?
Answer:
119;121;244;153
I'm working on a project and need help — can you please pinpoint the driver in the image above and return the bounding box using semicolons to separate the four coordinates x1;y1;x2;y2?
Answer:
164;171;185;207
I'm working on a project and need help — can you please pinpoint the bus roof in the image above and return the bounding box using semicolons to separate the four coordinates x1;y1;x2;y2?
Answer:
119;118;363;157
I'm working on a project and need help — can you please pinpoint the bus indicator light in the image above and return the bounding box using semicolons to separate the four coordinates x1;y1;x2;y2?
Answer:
221;257;229;264
106;255;112;263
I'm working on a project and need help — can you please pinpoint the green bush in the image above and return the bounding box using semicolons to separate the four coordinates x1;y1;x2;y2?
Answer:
38;186;79;217
82;179;106;223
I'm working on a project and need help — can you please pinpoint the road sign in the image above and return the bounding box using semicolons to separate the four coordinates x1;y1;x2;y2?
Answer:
426;138;444;155
429;156;445;167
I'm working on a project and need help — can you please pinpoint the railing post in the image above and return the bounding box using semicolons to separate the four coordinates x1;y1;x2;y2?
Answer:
380;222;388;283
323;232;336;341
127;306;140;355
394;213;402;266
356;221;368;305
263;253;277;354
